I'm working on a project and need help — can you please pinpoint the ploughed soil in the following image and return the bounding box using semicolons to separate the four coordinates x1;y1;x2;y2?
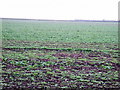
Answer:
2;47;120;89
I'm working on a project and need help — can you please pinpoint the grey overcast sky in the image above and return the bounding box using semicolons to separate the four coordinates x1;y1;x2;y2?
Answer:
0;0;119;20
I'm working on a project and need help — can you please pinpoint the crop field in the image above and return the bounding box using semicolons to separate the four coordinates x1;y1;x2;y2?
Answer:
1;19;120;89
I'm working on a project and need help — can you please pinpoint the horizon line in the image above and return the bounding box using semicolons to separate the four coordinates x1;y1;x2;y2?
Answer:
1;17;119;22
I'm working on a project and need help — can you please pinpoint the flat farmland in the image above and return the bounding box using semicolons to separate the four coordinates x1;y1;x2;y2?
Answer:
2;19;120;89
